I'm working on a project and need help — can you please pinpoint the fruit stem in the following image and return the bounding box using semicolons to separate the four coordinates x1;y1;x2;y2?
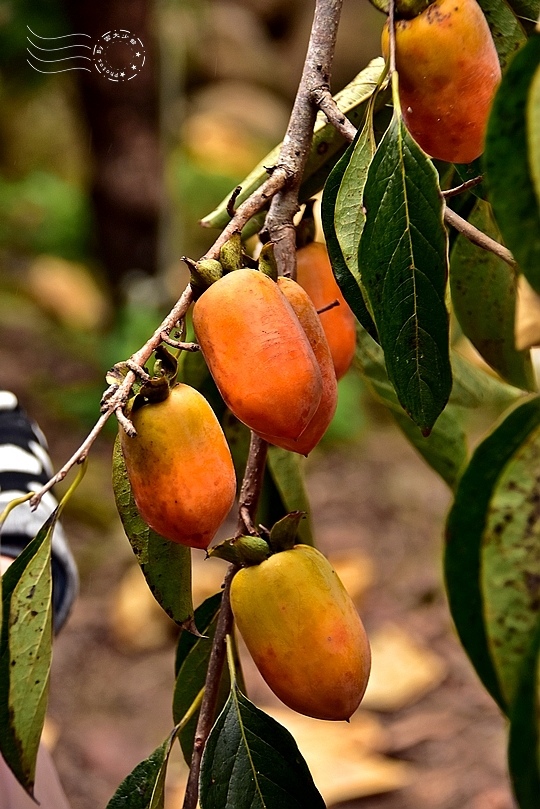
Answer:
236;432;269;536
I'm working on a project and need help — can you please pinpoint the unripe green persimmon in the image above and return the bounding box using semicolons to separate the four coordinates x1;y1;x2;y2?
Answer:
120;383;236;550
230;545;371;720
382;0;501;164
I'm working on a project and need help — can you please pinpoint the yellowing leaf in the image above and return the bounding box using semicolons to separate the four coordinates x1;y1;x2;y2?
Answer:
361;623;447;712
264;707;413;804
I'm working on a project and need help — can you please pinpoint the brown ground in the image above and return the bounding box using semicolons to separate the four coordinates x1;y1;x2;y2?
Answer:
1;318;516;809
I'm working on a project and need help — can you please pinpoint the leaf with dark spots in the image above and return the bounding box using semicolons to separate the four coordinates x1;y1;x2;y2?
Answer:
445;396;540;714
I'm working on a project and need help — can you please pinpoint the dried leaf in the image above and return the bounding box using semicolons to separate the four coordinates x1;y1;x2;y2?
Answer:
361;623;447;712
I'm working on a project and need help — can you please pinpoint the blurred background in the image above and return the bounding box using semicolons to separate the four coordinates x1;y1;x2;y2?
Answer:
0;1;515;808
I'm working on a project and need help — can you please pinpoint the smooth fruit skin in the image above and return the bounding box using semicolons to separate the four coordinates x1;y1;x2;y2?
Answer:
192;268;323;440
120;384;236;550
382;0;501;164
230;545;371;721
296;243;357;381
258;277;338;455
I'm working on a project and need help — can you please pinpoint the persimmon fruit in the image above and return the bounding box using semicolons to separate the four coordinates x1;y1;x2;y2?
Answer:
296;242;357;380
258;276;338;455
120;383;236;550
192;268;323;441
230;544;371;721
381;0;501;164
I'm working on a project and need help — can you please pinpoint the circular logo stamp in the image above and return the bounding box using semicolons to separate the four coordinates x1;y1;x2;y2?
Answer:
93;29;145;81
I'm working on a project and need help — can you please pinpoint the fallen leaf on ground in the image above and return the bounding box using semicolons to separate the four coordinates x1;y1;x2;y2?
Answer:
361;623;447;712
264;707;413;804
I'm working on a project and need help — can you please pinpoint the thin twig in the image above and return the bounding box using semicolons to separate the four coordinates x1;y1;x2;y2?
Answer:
226;185;242;218
182;430;269;809
442;176;483;198
311;86;357;141
264;0;345;279
317;298;340;314
444;206;517;268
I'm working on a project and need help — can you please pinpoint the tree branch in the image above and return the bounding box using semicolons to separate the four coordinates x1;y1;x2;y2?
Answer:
263;0;345;278
443;206;517;268
182;430;269;809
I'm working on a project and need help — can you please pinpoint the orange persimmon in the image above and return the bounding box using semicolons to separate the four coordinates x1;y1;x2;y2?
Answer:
296;242;357;380
230;544;371;721
192;268;322;440
381;0;501;164
258;276;338;455
120;383;236;550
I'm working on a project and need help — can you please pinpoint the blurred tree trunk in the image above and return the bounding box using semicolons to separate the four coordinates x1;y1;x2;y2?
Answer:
63;0;163;302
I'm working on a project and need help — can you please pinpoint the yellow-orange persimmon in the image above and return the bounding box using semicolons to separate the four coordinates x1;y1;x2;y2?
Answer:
192;268;322;440
231;544;371;721
382;0;501;164
296;242;357;380
120;384;236;550
258;276;338;455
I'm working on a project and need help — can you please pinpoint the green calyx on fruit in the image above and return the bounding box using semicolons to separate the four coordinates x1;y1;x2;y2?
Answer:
184;256;224;296
219;233;244;273
258;242;278;281
209;534;272;566
268;511;306;553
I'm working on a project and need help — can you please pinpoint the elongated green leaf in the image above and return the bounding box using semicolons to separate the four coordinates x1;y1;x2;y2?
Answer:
358;109;451;434
267;447;313;546
476;0;527;68
445;396;540;713
202;59;387;232
504;0;540;35
355;327;467;489
112;437;193;629
481;405;540;706
485;34;540;294
450;351;523;411
106;734;172;809
0;514;53;794
508;617;540;809
320;134;378;338
450;199;535;391
200;682;325;809
527;58;540;207
335;123;374;272
173;594;225;763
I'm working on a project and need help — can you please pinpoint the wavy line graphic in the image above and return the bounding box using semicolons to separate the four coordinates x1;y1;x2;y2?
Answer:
26;26;92;74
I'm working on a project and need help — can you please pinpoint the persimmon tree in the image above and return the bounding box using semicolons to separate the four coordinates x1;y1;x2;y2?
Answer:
1;0;540;806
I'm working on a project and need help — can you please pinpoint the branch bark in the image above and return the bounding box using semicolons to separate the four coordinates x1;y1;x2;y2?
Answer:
263;0;345;278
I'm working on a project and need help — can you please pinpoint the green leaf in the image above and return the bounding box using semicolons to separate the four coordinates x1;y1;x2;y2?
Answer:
200;682;326;809
503;0;540;36
476;0;527;69
112;437;194;629
450;199;535;391
358;109;452;434
201;59;387;232
445;396;540;713
267;447;313;546
106;734;172;809
450;351;523;411
481;402;540;707
173;594;223;764
173;594;244;765
485;33;540;295
321;126;378;338
355;327;467;489
0;514;54;794
508;616;540;809
527;55;540;208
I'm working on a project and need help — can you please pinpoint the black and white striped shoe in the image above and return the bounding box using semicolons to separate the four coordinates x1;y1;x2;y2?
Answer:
0;391;78;632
